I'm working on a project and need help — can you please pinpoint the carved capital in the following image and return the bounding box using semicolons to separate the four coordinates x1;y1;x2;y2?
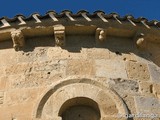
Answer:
54;26;65;46
11;30;25;51
96;28;106;42
135;33;146;49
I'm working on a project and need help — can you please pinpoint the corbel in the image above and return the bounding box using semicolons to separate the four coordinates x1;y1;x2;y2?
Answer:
134;32;146;49
11;29;25;51
95;28;107;42
54;25;65;46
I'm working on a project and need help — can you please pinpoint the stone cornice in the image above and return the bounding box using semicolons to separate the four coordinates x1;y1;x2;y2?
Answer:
0;10;160;51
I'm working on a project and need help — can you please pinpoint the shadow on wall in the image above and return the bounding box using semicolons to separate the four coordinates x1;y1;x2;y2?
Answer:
0;35;159;66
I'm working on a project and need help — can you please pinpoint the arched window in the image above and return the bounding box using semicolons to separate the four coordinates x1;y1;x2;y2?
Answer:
59;97;101;120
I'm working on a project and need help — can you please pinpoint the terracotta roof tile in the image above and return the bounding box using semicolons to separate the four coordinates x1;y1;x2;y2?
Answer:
0;10;159;29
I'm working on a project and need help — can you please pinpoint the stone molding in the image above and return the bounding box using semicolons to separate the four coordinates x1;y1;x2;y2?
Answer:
33;77;129;120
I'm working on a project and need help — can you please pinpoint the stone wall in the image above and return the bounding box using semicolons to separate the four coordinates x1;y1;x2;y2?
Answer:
0;35;159;120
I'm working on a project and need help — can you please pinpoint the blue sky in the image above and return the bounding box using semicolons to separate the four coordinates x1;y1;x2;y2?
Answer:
0;0;160;21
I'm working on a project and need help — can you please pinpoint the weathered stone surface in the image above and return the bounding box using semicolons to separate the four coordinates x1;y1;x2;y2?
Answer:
34;60;66;70
122;95;137;114
0;67;6;76
66;59;95;75
47;47;87;60
126;61;150;81
134;96;160;114
0;76;7;90
17;47;48;63
96;90;118;116
87;48;110;59
153;84;160;99
8;74;25;89
0;20;159;120
110;52;137;62
9;72;63;88
0;103;34;120
139;82;154;96
108;78;139;94
5;63;32;75
96;59;127;79
0;49;17;67
6;88;43;105
6;60;66;88
148;64;160;83
0;91;4;104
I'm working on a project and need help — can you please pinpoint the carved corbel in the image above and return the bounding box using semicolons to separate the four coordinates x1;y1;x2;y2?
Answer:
135;33;146;49
11;30;25;51
54;25;65;46
96;28;106;42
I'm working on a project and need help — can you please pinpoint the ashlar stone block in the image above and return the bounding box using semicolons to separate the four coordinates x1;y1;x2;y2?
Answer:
108;78;139;94
6;88;42;105
96;59;127;79
66;59;95;76
47;47;87;60
134;96;160;114
139;82;154;96
126;61;150;81
87;48;110;59
148;64;160;83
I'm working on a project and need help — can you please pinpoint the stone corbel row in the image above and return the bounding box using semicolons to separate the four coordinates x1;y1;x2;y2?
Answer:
10;25;66;51
10;26;146;51
96;27;147;49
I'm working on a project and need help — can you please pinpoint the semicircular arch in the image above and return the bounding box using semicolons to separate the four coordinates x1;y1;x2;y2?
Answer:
33;78;129;120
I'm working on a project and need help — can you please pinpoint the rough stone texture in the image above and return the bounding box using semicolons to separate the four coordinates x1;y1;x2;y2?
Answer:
139;82;154;96
0;23;159;120
66;59;95;76
108;78;139;95
122;95;137;114
96;90;118;116
5;88;43;106
0;91;4;104
0;49;17;67
87;48;110;59
96;59;127;79
47;47;87;60
17;47;49;63
8;60;66;88
148;63;160;83
153;84;160;99
126;61;150;81
134;96;160;114
0;76;7;90
110;52;137;62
